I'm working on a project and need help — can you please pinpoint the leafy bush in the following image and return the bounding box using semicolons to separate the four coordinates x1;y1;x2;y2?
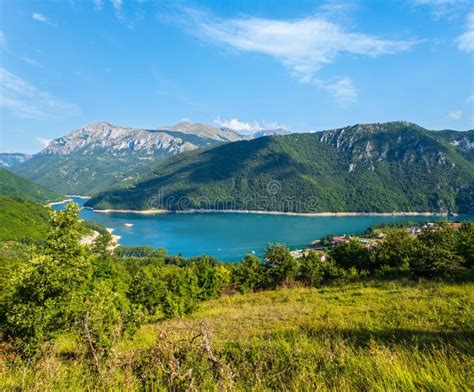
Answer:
232;254;265;293
298;250;344;285
329;240;373;272
264;243;299;287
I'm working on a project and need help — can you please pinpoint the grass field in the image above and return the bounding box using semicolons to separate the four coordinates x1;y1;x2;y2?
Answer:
1;279;473;391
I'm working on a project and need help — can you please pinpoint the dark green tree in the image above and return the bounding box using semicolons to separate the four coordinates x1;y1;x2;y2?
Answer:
455;222;474;268
264;244;298;287
329;240;373;272
3;203;93;355
232;254;264;293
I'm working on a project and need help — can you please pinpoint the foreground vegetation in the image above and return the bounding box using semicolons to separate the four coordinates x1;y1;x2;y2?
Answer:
0;202;472;390
1;280;472;391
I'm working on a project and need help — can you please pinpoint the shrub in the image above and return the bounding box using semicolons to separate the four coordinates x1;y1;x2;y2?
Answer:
329;240;373;272
232;254;264;293
128;264;200;318
299;251;345;286
264;243;299;287
2;204;93;356
455;222;474;268
190;256;229;300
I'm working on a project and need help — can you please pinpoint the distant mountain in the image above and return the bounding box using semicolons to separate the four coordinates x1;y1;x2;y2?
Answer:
15;121;244;195
86;121;474;214
0;168;62;203
0;153;32;168
161;121;242;142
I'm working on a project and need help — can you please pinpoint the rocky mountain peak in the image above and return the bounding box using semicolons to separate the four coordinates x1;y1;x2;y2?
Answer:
158;121;242;142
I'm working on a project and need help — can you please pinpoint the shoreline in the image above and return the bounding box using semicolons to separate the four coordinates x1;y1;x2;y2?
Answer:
106;228;121;247
65;195;91;199
91;208;453;217
47;198;73;207
47;195;91;207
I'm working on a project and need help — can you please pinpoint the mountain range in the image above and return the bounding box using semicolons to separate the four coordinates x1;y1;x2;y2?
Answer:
85;122;474;214
0;153;32;169
12;121;286;195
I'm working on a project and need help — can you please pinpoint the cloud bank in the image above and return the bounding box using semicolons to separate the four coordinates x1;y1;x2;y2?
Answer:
214;117;285;134
172;7;416;101
0;68;80;120
456;13;474;53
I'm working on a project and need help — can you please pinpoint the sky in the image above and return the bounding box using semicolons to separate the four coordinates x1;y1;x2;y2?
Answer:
0;0;473;153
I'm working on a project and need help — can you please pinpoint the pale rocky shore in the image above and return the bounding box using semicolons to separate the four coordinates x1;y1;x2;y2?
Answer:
92;208;452;217
106;228;121;246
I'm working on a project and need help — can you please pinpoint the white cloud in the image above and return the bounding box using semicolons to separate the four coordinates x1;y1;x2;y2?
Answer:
32;12;56;27
173;7;415;101
412;0;470;19
214;117;286;133
37;137;52;148
466;95;474;104
310;77;357;102
32;12;47;22
447;110;462;120
215;117;263;133
22;56;43;68
456;13;474;53
0;67;80;120
111;0;122;11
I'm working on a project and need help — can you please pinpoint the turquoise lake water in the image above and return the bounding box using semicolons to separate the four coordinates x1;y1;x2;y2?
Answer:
54;197;466;261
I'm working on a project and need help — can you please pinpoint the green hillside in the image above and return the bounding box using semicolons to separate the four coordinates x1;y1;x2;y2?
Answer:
14;153;167;196
0;196;51;242
86;122;474;214
2;280;472;390
0;168;62;203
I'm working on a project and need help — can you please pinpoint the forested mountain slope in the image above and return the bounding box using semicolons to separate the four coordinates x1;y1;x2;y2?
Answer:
0;168;62;203
86;122;474;214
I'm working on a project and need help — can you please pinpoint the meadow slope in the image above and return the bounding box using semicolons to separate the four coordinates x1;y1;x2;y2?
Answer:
2;280;473;391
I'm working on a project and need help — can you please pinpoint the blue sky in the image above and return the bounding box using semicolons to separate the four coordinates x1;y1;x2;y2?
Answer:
0;0;473;153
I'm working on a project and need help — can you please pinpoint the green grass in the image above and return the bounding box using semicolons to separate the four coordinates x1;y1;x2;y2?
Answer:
1;280;473;391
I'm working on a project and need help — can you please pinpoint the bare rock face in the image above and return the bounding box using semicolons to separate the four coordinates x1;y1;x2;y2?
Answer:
41;121;241;156
160;121;243;142
15;121;245;195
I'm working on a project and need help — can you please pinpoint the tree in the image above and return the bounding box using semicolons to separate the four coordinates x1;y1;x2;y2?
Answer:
299;250;345;286
91;231;113;260
232;254;264;293
455;222;474;268
329;240;373;272
412;223;464;276
128;264;201;318
190;256;230;300
3;203;93;355
376;230;417;272
298;251;324;286
264;244;298;287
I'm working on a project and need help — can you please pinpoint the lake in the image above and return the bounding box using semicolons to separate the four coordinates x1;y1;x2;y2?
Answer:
53;197;462;261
